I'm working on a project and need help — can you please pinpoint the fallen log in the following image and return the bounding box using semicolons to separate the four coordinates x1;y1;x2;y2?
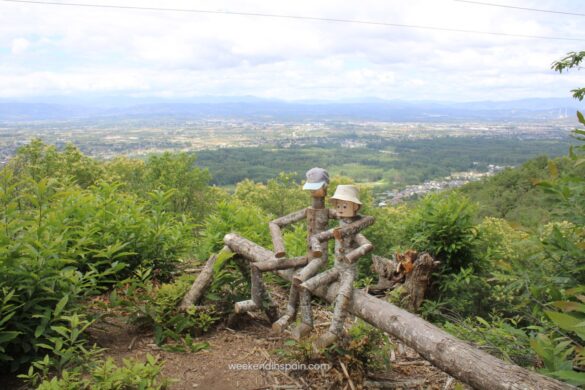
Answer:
223;233;575;390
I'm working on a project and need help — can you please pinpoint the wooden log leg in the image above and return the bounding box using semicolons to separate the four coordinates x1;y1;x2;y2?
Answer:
252;256;308;272
234;299;257;314
234;262;279;322
330;268;355;336
252;266;279;322
314;268;355;350
300;267;339;292
179;250;222;311
291;289;313;340
293;249;327;285
272;283;299;334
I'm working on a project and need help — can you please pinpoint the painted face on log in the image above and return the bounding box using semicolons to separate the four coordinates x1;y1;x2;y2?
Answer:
334;199;360;218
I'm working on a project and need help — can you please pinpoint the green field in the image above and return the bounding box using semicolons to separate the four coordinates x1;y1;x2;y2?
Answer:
195;136;573;190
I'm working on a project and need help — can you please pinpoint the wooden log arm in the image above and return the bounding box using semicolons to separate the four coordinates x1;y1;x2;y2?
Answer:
269;208;307;258
223;233;575;390
252;256;308;272
345;233;373;263
309;216;375;256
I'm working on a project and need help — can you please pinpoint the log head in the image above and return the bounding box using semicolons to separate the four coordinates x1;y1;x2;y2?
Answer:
309;186;327;198
332;199;360;218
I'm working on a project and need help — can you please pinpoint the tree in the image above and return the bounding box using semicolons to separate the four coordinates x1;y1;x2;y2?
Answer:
552;51;585;102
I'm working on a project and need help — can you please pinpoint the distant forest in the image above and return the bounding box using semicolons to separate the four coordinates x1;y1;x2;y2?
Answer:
195;136;572;188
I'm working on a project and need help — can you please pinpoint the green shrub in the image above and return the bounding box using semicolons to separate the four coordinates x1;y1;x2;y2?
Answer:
0;165;193;371
27;354;170;390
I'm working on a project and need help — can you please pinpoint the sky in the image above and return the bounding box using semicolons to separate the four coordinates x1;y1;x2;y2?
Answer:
0;0;584;102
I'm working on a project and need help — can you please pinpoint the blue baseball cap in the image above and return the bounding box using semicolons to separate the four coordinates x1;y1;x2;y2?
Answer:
302;167;329;190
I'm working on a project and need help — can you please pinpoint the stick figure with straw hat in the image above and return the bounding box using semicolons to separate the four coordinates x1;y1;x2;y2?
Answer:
302;184;374;349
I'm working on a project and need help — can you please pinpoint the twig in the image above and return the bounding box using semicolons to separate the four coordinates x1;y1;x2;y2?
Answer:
275;370;303;389
182;267;203;274
364;379;427;389
395;360;431;366
260;347;271;360
128;336;138;351
338;360;356;390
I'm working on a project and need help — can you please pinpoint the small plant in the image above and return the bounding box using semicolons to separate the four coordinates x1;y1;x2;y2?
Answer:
114;272;215;352
32;354;171;390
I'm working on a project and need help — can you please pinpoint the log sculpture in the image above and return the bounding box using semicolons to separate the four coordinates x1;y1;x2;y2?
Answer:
303;185;374;349
235;167;336;338
222;233;575;390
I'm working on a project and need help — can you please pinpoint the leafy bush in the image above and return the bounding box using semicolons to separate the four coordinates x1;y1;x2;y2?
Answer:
114;271;214;352
234;172;309;217
442;315;535;366
0;149;194;371
27;354;170;390
404;192;478;274
195;198;271;258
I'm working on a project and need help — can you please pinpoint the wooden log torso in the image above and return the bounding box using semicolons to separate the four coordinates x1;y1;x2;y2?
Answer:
334;217;360;270
306;196;329;246
306;206;330;259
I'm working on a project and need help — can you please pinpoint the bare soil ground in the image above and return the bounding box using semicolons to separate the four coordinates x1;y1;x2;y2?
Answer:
0;285;472;390
88;286;471;390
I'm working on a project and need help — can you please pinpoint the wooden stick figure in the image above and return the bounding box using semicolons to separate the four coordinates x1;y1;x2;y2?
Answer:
234;168;336;338
302;185;374;349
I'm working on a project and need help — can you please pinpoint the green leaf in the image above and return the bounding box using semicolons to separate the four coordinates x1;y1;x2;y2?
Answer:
50;326;69;339
577;111;585;126
0;331;21;344
545;311;585;339
188;341;209;353
54;295;69;317
553;370;585;385
551;301;585;313
146;353;156;365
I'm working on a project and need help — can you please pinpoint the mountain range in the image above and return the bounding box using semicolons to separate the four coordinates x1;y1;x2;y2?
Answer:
0;96;581;122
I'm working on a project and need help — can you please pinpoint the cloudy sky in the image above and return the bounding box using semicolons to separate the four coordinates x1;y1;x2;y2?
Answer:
0;0;584;101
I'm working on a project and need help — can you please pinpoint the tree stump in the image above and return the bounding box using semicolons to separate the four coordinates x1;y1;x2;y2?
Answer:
371;251;439;312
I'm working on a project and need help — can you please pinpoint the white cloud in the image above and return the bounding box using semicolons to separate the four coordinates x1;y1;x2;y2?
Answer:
11;38;30;54
0;0;583;101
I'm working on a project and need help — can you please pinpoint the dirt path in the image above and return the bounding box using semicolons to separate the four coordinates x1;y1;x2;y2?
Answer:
90;307;468;390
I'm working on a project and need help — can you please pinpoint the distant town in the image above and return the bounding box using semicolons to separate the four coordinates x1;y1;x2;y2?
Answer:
376;164;506;206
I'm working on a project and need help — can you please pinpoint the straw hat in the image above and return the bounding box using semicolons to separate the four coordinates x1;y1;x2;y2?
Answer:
330;185;362;205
